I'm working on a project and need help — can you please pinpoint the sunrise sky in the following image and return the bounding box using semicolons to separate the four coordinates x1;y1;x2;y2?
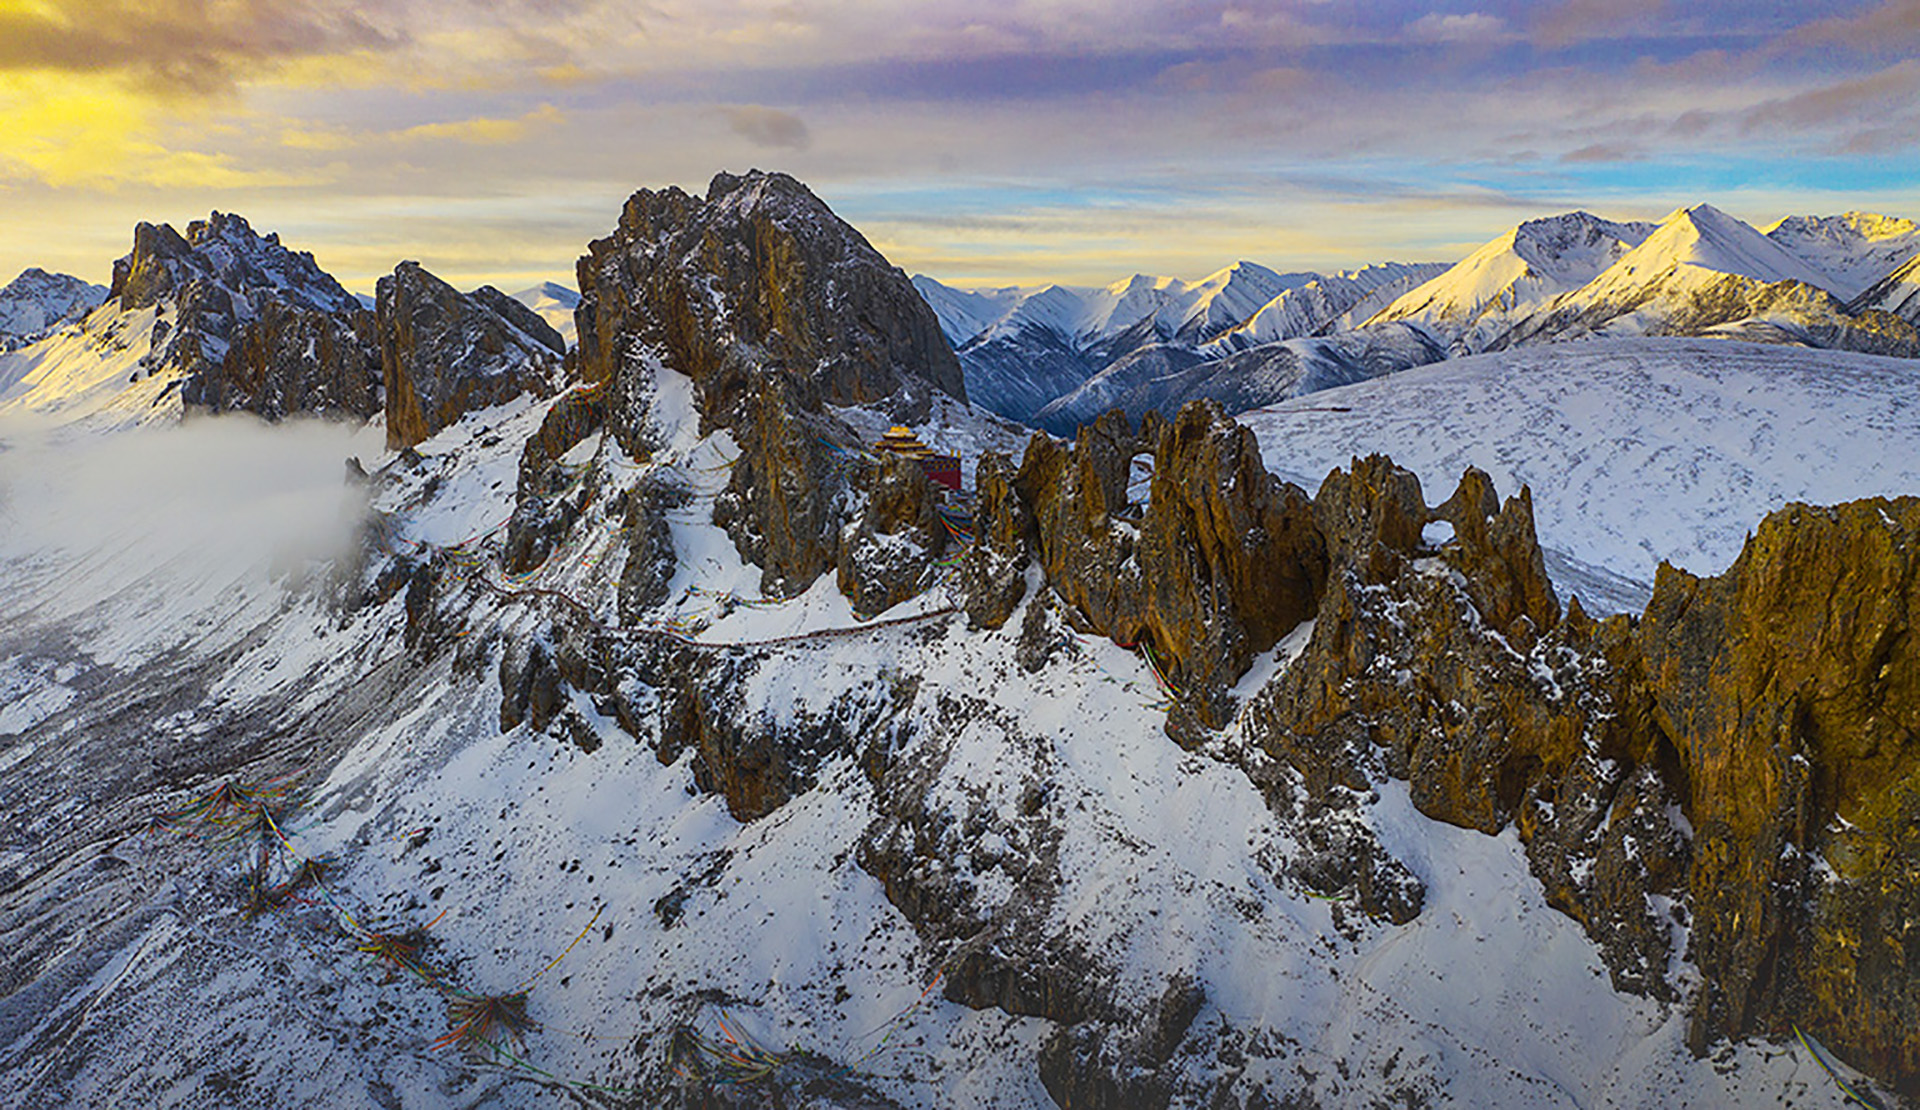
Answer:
2;1;1918;293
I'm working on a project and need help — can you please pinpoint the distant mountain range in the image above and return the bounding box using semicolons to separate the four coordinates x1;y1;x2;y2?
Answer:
8;201;1918;440
916;204;1920;430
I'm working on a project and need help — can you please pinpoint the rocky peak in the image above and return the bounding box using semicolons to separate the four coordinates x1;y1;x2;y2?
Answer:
573;169;965;457
377;260;563;450
112;211;358;319
0;267;106;352
100;212;381;422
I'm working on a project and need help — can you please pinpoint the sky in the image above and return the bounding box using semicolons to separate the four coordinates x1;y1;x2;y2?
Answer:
1;0;1919;294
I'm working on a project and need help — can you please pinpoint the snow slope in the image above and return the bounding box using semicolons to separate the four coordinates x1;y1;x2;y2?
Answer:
0;358;1877;1108
1201;261;1449;353
1853;253;1920;323
1765;211;1920;301
0;302;181;431
1243;338;1920;613
1499;205;1842;345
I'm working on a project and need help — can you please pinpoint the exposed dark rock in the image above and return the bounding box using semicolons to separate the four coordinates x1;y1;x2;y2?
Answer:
499;636;563;734
573;169;964;460
468;284;566;355
1435;467;1560;648
1018;403;1326;728
109;212;380;421
377;261;562;450
837;453;946;617
957;450;1037;629
710;368;860;599
504;382;607;574
618;474;685;623
855;694;1092;1025
184;296;380;420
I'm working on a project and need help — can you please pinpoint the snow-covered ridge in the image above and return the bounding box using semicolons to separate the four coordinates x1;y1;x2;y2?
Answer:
0;269;106;353
2;344;1883;1106
1203;261;1449;354
1854;253;1920;323
1364;212;1656;353
1764;211;1920;301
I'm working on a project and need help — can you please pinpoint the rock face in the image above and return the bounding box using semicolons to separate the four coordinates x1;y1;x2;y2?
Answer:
377;261;563;449
709;367;863;598
1639;498;1920;1088
836;452;947;617
572;169;965;458
994;403;1326;727
186;297;382;419
106;212;380;421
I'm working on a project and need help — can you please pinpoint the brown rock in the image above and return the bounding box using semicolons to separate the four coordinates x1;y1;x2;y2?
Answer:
837;452;946;617
573;170;964;456
1639;497;1920;1088
1437;468;1560;648
957;450;1037;629
710;368;858;598
378;260;561;450
1018;404;1326;727
504;383;607;574
1314;453;1427;582
186;297;380;420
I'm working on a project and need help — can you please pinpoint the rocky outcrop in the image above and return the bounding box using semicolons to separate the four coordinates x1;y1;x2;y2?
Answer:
1639;498;1920;1089
109;212;381;421
1006;403;1326;727
182;296;380;419
709;368;861;599
837;452;947;617
1243;463;1689;989
377;261;563;449
504;382;607;574
617;474;684;624
1434;467;1560;648
956;451;1037;629
572;169;965;457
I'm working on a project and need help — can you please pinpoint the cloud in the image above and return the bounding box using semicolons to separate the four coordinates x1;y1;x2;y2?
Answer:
1741;60;1920;131
1406;12;1510;43
1562;142;1643;163
726;105;810;150
0;0;403;95
1802;0;1920;52
1531;0;1664;49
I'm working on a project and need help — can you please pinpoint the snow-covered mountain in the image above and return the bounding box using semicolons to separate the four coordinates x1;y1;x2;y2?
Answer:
0;269;106;353
1364;212;1657;353
1200;261;1449;354
5;333;1913;1109
1492;204;1916;354
1852;252;1920;324
510;281;582;348
927;262;1314;353
917;262;1443;425
1032;322;1444;435
1764;211;1920;301
931;203;1920;435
